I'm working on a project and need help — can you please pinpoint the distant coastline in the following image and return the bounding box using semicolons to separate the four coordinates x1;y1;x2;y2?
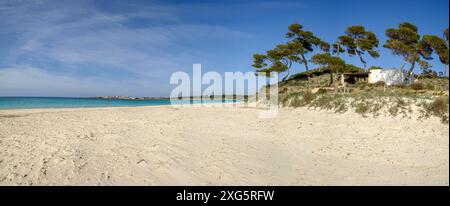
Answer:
94;96;170;100
94;95;250;101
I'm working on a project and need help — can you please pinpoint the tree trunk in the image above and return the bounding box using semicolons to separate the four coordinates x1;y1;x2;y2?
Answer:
358;52;367;68
335;71;339;89
282;70;290;82
400;61;406;70
301;54;310;81
405;61;416;83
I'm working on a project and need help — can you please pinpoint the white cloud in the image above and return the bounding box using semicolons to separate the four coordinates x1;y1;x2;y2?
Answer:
0;66;167;97
0;0;252;96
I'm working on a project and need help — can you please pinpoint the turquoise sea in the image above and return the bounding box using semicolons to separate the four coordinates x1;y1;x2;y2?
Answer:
0;97;235;109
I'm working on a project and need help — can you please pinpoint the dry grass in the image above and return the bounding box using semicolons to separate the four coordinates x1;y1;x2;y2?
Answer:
419;96;449;123
278;75;449;123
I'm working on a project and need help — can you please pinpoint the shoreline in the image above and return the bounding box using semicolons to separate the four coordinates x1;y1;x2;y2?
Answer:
0;99;243;111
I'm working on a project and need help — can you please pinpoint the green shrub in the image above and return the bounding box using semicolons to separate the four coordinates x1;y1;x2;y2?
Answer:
396;98;409;107
410;82;425;90
279;87;288;94
373;81;386;87
393;84;408;89
396;98;411;117
354;101;370;116
425;82;434;90
279;94;290;107
429;96;449;115
317;88;328;94
388;105;399;117
302;91;316;104
310;95;334;110
440;114;449;124
370;102;384;117
355;81;369;90
420;96;449;123
333;97;348;113
289;97;303;108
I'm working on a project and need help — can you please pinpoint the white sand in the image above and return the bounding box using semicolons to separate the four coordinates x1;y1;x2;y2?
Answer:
0;105;448;185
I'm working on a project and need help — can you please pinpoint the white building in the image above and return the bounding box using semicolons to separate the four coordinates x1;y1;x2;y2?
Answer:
369;69;411;86
368;69;384;83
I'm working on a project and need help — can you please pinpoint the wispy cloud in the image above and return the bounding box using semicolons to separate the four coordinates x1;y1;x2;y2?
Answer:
0;65;168;97
0;0;252;96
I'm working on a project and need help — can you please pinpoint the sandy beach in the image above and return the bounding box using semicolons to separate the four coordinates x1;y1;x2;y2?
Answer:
0;105;448;186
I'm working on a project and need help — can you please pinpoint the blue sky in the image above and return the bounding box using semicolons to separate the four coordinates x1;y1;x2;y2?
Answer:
0;0;448;97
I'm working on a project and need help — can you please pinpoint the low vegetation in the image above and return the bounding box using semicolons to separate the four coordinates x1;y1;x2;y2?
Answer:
276;75;449;123
418;96;449;123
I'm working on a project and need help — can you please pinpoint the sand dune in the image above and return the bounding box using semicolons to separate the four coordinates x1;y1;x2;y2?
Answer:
0;105;448;185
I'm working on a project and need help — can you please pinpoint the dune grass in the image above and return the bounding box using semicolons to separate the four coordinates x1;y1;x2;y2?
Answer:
277;76;449;123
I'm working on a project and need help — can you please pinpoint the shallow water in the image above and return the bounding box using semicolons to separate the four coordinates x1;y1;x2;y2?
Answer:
0;97;235;109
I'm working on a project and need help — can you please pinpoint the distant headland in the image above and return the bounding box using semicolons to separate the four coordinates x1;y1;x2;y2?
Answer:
94;95;249;101
94;96;170;100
